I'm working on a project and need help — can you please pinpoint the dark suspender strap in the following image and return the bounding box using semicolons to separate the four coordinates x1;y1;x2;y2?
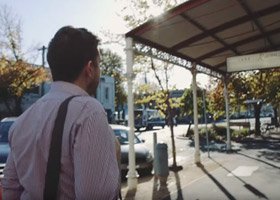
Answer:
43;95;77;200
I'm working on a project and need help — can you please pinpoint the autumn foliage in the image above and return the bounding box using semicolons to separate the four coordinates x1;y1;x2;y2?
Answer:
0;58;47;97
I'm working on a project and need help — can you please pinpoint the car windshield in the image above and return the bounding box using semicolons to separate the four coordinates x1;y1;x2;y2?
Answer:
0;121;13;143
113;129;141;145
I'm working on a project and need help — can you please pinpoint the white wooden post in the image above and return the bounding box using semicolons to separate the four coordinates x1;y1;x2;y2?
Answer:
125;37;138;189
191;63;201;164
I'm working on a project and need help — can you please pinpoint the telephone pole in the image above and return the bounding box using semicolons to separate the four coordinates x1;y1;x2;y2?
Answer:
39;45;47;67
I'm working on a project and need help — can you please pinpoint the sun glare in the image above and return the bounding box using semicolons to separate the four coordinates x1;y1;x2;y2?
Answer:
149;6;164;17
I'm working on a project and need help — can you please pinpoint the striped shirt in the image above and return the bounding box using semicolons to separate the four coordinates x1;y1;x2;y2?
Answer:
1;81;120;200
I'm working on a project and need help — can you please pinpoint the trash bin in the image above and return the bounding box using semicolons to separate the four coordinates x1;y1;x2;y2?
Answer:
155;142;169;185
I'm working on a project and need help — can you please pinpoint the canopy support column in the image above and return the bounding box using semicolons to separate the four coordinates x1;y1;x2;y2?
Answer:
191;63;201;164
125;37;138;190
223;76;231;151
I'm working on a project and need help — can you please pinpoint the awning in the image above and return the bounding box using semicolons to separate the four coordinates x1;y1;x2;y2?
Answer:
125;0;280;76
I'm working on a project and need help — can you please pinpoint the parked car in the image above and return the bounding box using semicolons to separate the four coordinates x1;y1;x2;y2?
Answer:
0;117;16;165
146;117;165;130
0;119;153;179
0;117;16;180
110;124;153;177
166;117;177;127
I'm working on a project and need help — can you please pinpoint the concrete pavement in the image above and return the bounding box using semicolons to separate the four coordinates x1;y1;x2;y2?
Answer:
121;133;280;200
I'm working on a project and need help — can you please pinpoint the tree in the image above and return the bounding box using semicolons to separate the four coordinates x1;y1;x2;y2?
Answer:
118;0;185;29
208;69;280;135
208;78;225;120
247;69;280;134
99;49;127;112
264;69;280;125
0;5;48;117
118;0;186;169
0;5;22;60
180;85;209;123
144;58;182;169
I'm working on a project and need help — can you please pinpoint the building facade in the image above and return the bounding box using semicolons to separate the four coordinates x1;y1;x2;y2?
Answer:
1;76;115;122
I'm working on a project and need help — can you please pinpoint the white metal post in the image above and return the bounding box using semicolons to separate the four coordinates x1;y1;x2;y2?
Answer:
125;37;138;189
223;76;231;151
191;63;201;164
202;89;210;158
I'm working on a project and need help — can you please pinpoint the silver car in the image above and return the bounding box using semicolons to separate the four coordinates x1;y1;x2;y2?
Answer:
110;124;153;177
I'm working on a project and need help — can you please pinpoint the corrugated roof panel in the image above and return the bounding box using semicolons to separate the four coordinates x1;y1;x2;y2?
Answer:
126;0;280;74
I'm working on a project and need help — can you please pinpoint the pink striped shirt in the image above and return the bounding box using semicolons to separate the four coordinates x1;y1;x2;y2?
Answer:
2;81;120;200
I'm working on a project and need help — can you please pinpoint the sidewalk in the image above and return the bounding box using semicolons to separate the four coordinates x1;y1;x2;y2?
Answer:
121;133;280;200
121;152;231;200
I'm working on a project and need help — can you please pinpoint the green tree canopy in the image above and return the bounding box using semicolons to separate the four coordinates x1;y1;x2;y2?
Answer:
208;69;280;135
99;49;127;110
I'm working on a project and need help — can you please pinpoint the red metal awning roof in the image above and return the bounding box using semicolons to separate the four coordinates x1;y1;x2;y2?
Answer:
125;0;280;75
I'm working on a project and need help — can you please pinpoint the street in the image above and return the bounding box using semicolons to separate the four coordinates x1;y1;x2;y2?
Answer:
122;124;280;199
136;125;195;166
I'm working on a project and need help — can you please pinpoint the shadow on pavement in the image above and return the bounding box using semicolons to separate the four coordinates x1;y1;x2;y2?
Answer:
152;177;171;200
238;135;280;163
122;174;153;199
236;152;280;170
197;163;237;200
124;188;136;200
150;171;184;200
238;135;280;150
210;158;268;199
174;172;183;200
257;150;280;162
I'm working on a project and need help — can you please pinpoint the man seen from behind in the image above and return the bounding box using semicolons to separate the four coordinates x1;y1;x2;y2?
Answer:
2;26;120;199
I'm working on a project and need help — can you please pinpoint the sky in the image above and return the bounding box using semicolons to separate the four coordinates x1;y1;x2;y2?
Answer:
0;0;209;89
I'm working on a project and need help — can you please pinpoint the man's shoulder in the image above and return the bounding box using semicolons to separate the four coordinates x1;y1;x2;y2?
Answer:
74;95;101;105
74;96;104;112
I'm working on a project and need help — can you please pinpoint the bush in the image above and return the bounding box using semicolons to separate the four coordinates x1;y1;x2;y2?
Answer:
186;124;251;142
231;129;251;141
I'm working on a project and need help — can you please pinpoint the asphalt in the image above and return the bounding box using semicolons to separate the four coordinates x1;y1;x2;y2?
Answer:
120;132;280;200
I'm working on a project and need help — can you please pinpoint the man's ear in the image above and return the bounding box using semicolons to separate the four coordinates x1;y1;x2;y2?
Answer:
85;60;93;77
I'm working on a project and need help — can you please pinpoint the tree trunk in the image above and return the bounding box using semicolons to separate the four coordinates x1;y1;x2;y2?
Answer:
254;103;262;136
167;100;177;168
14;96;22;116
2;98;14;116
169;120;177;167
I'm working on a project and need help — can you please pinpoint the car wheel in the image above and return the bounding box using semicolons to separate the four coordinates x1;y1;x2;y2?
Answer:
146;125;152;130
138;167;153;177
121;170;128;181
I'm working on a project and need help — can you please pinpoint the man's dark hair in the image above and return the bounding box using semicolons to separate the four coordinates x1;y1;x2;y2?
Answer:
47;26;99;82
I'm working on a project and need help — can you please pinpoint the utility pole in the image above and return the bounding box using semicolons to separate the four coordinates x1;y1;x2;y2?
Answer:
39;45;47;67
39;46;47;96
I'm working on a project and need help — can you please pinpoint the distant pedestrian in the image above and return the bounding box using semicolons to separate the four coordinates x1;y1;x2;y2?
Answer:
1;26;120;199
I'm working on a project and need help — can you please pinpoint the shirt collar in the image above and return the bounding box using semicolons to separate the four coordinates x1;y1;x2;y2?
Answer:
49;81;89;96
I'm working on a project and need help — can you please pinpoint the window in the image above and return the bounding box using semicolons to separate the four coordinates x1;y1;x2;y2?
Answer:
105;87;109;101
